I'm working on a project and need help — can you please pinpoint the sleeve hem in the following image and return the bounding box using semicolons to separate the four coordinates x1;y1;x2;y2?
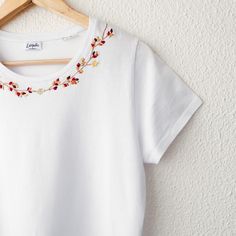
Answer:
145;95;203;165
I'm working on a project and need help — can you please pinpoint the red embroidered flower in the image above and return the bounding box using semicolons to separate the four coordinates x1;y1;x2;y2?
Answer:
71;78;79;85
107;28;114;37
53;78;60;86
27;87;33;93
92;51;99;58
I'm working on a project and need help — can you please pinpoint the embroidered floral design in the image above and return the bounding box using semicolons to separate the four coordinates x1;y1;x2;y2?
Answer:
0;25;114;97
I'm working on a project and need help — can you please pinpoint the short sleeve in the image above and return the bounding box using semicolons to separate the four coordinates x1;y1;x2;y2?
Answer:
134;40;203;164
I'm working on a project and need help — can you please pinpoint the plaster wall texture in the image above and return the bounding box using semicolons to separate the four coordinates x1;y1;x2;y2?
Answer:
0;0;235;235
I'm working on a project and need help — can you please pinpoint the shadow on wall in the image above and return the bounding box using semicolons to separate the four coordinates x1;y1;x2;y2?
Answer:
143;165;162;236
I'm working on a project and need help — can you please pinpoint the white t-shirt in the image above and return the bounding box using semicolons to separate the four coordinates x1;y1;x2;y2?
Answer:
0;17;203;236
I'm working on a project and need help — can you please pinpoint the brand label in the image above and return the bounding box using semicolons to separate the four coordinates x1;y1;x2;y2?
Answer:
25;41;43;51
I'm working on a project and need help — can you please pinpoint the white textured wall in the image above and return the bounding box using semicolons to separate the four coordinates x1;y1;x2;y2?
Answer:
1;0;235;235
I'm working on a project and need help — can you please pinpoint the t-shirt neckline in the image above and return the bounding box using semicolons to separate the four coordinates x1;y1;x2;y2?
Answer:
0;16;97;84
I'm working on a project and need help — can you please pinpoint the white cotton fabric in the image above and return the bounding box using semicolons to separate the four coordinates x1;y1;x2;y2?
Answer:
0;17;203;236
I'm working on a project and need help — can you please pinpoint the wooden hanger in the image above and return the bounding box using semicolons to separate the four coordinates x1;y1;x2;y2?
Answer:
0;0;90;66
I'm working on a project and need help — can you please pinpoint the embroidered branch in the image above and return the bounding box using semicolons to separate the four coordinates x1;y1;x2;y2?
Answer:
0;25;114;97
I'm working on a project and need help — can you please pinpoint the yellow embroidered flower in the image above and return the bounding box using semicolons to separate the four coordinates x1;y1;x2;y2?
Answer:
80;58;86;66
37;88;45;95
92;60;99;67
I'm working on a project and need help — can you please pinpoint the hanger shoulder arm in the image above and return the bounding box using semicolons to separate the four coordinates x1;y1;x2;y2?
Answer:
32;0;89;28
0;0;89;28
0;0;33;27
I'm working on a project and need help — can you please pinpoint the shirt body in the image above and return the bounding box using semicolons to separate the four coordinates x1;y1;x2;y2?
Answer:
0;17;202;236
